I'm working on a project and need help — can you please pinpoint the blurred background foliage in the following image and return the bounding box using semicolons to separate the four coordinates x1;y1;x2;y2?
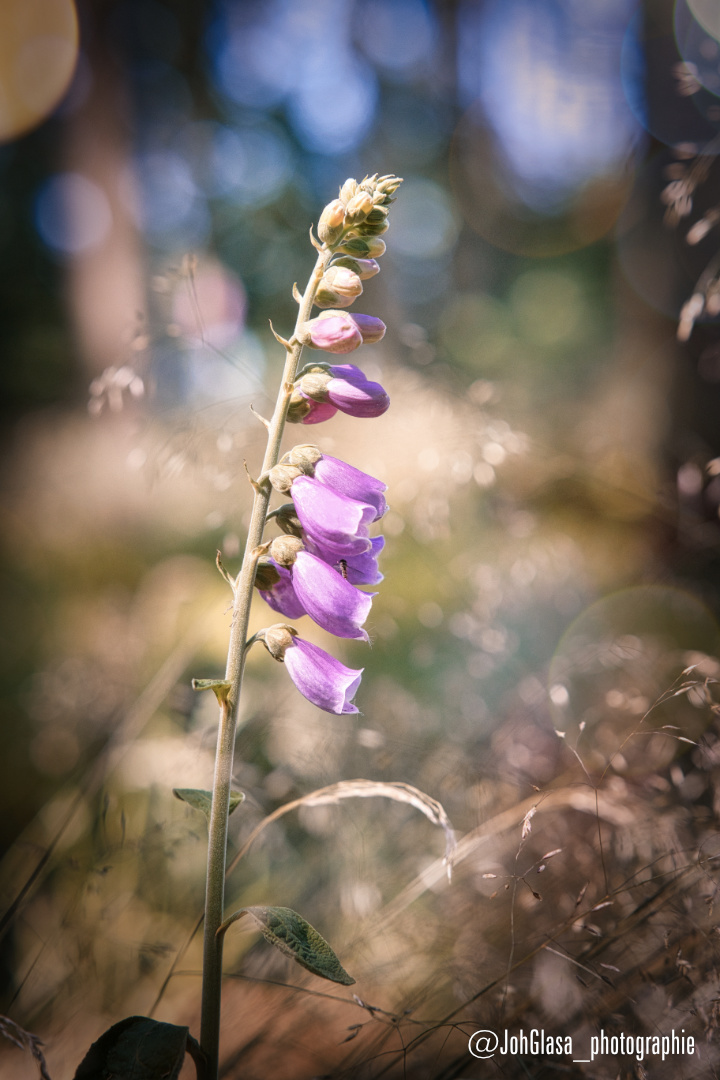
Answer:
4;0;720;1077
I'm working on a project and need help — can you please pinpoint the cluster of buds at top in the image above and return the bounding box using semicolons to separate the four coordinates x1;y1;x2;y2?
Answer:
317;173;403;247
288;175;402;425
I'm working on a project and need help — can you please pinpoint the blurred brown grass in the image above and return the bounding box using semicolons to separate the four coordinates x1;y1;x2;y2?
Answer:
2;343;720;1079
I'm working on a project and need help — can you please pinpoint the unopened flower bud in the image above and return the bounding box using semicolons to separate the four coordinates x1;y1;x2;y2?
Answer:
339;178;358;204
375;174;404;203
345;190;374;224
260;623;298;660
317;199;346;244
351;313;386;344
283;444;323;469
273;502;304;537
269;463;305;493
254;557;282;590
331;256;380;280
324;363;389;416
314;287;356;310
269;534;304;567
299;313;363;354
366;206;388;225
336;236;386;259
353;219;389;237
322;266;363;298
298;370;332;400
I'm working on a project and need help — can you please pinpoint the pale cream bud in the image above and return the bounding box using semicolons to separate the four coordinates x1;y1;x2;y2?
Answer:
318;199;346;244
339;178;358;204
345;191;374;224
322;266;363;298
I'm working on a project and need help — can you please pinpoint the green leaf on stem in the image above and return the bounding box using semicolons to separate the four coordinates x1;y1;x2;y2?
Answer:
220;905;355;985
173;788;245;821
73;1015;203;1080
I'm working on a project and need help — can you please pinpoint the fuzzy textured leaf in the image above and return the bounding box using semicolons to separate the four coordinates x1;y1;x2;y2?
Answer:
173;787;244;821
73;1015;196;1080
226;906;355;985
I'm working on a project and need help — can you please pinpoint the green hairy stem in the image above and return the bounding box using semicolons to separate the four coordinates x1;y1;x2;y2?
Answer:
199;244;332;1078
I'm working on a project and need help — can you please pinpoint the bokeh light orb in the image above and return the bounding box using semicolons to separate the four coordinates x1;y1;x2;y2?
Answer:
687;0;720;44
390;177;460;259
548;585;720;755
0;0;79;143
35;172;112;255
450;112;635;257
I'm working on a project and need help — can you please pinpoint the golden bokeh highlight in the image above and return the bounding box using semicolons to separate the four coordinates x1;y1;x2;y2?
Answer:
0;0;79;143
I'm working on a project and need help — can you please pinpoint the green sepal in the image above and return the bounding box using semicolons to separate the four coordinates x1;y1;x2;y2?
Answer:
73;1015;203;1080
221;905;355;985
191;678;232;704
173;788;245;821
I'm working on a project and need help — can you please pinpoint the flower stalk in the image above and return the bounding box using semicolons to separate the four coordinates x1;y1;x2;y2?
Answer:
198;174;402;1078
199;244;331;1075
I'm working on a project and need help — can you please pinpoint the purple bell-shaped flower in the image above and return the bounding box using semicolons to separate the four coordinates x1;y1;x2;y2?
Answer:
291;551;375;641
256;559;307;620
291;476;375;557
307;536;385;586
284;637;363;714
312;454;387;520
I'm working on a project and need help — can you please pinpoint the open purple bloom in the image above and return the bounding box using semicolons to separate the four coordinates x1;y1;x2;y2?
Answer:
291;475;375;556
307;536;385;586
341;536;385;585
291;551;375;640
283;637;363;714
257;560;307;620
313;455;387;520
